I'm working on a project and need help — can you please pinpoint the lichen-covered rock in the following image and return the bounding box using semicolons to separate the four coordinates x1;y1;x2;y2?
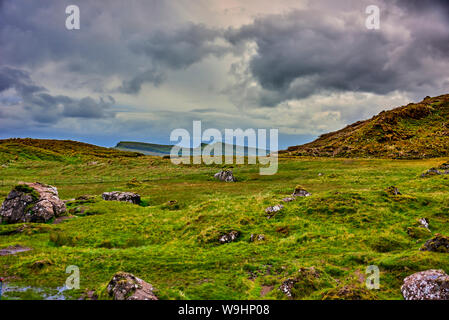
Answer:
421;234;449;253
401;269;449;300
0;183;66;224
292;186;311;197
265;204;284;218
214;170;236;182
102;191;141;204
219;231;239;244
281;197;295;203
107;272;158;300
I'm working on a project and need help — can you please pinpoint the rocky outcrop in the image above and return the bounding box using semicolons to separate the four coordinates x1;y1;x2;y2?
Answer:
214;170;236;182
107;272;158;300
401;269;449;300
421;234;449;253
219;231;239;244
0;183;66;224
102;191;141;204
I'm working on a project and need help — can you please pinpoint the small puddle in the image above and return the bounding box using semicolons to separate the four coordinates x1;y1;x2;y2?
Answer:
1;283;69;300
0;245;32;256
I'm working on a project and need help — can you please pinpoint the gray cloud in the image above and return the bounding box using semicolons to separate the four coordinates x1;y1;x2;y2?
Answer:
0;67;115;123
130;23;227;69
118;68;165;94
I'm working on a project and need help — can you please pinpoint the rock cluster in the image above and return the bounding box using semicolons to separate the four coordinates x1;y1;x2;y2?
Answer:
102;191;141;204
107;272;158;300
219;231;239;244
401;269;449;300
214;170;236;182
0;183;66;224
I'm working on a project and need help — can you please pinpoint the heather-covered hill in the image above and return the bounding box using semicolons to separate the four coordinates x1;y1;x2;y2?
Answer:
0;138;143;163
282;94;449;159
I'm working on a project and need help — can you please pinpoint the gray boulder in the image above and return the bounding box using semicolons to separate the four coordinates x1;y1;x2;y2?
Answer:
107;272;158;300
102;191;141;204
214;170;236;182
401;269;449;300
0;183;66;224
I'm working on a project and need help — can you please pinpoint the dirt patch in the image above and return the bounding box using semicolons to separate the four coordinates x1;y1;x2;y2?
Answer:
260;285;274;297
52;216;75;224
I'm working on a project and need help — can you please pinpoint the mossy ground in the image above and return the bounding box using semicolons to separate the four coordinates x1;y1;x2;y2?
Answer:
1;149;449;300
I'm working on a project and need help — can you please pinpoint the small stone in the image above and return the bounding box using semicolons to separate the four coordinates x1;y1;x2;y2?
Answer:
265;204;284;218
281;197;295;203
385;186;401;196
292;186;311;197
250;234;265;242
401;269;449;300
418;218;430;230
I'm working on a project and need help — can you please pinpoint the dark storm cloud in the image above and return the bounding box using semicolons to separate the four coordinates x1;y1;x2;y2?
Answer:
224;5;449;106
0;67;115;123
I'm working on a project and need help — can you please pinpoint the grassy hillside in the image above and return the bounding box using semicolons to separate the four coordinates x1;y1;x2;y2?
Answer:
1;139;449;300
282;94;449;159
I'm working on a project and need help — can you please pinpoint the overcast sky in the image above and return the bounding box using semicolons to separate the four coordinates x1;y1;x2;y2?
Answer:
1;0;448;148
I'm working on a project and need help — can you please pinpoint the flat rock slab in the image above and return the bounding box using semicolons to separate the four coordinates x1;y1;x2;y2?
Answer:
0;245;32;256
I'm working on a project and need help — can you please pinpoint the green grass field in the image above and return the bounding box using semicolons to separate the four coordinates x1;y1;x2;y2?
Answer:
1;148;449;300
